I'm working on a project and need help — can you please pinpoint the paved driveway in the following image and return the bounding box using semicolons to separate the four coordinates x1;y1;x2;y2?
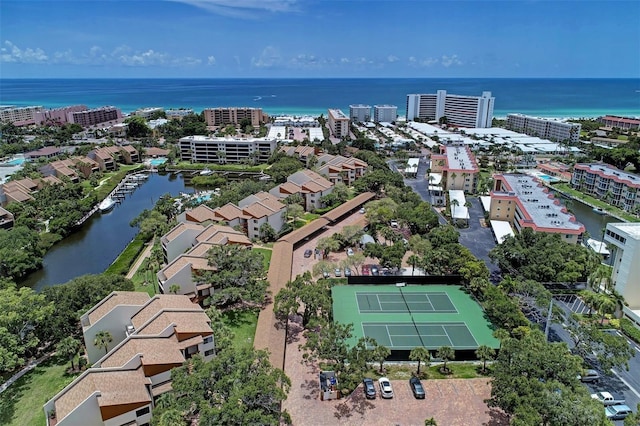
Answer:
456;197;500;274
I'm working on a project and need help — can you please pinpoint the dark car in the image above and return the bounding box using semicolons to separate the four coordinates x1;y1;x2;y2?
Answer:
304;249;312;258
363;378;376;399
409;377;425;399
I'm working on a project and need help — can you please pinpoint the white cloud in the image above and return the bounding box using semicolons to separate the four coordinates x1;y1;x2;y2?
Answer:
289;54;320;68
441;54;462;67
251;46;282;68
118;49;169;66
207;55;217;65
0;40;48;63
340;57;350;64
387;55;399;63
408;56;417;64
167;0;298;18
421;57;438;67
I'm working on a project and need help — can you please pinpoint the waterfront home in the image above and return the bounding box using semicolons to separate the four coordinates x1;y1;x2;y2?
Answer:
604;223;640;327
0;177;41;206
490;173;585;244
0;206;14;229
238;192;286;240
572;163;640;213
45;292;214;426
178;135;277;164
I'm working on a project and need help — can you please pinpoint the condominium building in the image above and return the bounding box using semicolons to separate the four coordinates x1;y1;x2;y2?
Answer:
178;135;276;164
68;106;123;127
0;105;44;126
315;153;368;186
34;105;88;125
328;109;350;138
506;114;581;143
270;169;334;211
44;293;215;426
603;223;640;325
373;105;398;123
572;163;640;213
490;173;585;244
131;107;164;119
430;145;480;193
599;115;640;130
203;107;268;127
406;90;495;128
349;104;371;123
166;108;194;120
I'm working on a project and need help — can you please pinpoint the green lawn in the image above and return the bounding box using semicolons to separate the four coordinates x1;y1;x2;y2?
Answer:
553;183;640;222
0;355;82;426
253;247;272;271
222;309;259;350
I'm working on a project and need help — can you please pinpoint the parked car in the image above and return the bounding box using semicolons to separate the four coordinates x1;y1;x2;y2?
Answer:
323;271;330;278
359;208;366;214
362;265;370;276
605;404;633;420
378;377;394;398
346;248;354;256
371;265;380;276
578;369;600;383
390;220;399;228
344;267;352;277
304;249;312;258
409;377;425;399
591;391;626;406
334;268;342;277
363;378;376;399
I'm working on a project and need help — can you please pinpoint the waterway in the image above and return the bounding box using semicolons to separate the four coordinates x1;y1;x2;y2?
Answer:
557;194;620;241
22;172;193;291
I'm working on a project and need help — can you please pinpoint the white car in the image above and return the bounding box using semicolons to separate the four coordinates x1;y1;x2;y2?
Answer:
347;248;354;256
378;377;394;399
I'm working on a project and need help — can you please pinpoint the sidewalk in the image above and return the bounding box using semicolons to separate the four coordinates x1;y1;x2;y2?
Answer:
126;242;153;279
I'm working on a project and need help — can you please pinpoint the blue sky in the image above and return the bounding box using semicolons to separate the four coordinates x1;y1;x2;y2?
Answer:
1;0;639;78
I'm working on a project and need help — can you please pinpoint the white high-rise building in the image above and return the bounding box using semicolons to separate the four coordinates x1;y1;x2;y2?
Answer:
604;223;640;326
374;105;398;123
349;104;371;122
406;90;495;128
328;109;350;138
507;114;581;143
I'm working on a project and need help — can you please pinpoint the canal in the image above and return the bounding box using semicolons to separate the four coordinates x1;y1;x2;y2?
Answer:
558;194;620;241
23;172;193;291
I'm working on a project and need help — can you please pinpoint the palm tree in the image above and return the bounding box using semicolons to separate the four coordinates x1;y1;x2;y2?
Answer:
596;294;616;325
436;346;455;373
56;336;81;370
407;254;421;276
373;344;391;373
409;346;431;375
475;345;495;373
94;330;113;355
169;284;181;294
450;199;459;220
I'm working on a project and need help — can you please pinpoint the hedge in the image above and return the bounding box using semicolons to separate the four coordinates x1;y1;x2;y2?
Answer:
620;318;640;345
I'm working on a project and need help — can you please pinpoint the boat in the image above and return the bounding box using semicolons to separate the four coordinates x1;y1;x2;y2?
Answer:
99;197;116;212
585;238;610;259
593;207;606;215
130;173;148;181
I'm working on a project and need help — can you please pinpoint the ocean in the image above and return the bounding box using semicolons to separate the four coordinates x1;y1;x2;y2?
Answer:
1;78;639;119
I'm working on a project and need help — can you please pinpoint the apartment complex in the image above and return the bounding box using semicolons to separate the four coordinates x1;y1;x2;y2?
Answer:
506;114;581;143
599;115;640;130
69;106;123;127
0;206;14;229
270;169;334;211
349;104;371;123
430;145;480;193
165;108;194;120
374;105;398;123
406;90;494;128
34;105;88;125
315;153;369;186
572;163;640;213
0;176;65;206
203;107;268;127
178;135;276;164
490;173;585;244
44;292;214;426
328;109;350;138
0;105;44;126
603;223;640;325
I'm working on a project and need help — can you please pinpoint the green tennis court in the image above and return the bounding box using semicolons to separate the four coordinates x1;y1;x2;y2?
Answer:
362;322;478;349
332;285;499;352
356;291;457;313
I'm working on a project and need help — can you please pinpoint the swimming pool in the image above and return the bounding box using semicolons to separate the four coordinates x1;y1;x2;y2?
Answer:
2;157;26;166
194;194;212;203
537;173;559;182
149;157;167;166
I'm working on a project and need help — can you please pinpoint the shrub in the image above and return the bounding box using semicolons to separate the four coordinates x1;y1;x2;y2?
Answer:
620;318;640;344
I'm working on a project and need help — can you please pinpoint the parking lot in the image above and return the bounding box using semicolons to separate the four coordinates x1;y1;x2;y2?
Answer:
283;315;506;426
554;294;592;315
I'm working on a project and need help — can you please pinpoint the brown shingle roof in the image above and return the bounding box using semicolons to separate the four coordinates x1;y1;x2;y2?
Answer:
185;205;217;223
131;295;201;329
213;203;245;221
136;311;212;337
86;292;151;326
242;202;274;219
99;335;186;368
55;368;151;422
163;222;204;243
159;255;215;281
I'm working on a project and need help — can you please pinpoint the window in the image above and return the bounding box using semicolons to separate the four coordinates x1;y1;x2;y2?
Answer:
136;407;150;417
205;349;215;356
203;336;213;344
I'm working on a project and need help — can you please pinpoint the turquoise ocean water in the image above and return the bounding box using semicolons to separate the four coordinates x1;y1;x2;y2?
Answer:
1;78;638;118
